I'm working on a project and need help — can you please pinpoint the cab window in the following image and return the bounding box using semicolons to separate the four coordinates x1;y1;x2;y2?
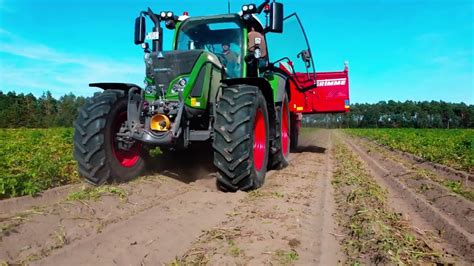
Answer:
176;19;243;77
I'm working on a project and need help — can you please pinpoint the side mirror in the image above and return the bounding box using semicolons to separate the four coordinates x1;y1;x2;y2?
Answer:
134;16;146;45
298;49;311;68
268;2;283;33
165;19;176;30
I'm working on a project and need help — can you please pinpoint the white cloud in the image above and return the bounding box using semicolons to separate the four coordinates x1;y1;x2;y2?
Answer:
0;28;10;34
0;30;144;98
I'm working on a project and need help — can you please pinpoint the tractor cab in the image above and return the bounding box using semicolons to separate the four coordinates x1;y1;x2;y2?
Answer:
133;2;292;102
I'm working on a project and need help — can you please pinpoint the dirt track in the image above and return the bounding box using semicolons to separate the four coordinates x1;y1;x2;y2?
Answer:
1;129;472;265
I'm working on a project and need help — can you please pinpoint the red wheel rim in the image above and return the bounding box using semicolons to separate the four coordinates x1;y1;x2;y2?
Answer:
112;112;140;168
253;109;266;171
281;100;289;156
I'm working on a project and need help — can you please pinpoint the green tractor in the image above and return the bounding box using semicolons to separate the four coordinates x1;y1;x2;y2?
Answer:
74;1;317;191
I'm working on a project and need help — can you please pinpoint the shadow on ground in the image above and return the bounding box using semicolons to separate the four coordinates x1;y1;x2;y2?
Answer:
145;142;216;184
292;145;326;154
142;140;326;185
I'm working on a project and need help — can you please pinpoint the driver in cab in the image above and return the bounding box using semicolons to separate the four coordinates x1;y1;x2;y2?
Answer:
222;43;238;63
221;42;240;77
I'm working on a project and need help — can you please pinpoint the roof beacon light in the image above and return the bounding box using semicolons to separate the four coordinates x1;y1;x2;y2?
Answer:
183;11;189;16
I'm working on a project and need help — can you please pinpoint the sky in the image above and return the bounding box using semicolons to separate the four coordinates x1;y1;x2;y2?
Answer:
0;0;472;104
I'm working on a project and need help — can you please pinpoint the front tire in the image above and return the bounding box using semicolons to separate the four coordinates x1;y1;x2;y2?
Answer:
73;90;146;185
213;85;270;192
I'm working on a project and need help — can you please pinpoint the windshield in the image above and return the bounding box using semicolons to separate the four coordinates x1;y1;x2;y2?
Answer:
266;14;316;88
176;18;243;78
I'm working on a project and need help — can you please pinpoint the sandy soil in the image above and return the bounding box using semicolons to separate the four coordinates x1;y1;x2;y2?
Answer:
1;129;471;265
343;133;473;263
1;130;341;265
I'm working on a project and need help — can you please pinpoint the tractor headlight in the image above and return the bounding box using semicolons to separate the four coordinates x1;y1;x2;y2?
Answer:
144;77;156;95
178;78;187;87
144;52;151;63
172;77;188;93
242;4;256;13
145;85;157;95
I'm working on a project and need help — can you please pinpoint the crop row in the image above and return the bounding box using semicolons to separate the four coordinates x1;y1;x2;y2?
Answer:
0;128;79;198
345;128;473;173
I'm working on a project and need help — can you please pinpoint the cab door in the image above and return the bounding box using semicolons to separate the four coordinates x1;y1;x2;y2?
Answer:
266;13;350;114
266;13;317;91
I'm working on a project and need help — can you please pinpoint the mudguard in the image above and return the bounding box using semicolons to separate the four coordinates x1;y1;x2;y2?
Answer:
89;83;143;91
221;77;274;105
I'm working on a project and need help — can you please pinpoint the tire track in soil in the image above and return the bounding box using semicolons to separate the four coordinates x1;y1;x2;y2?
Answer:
342;133;473;263
1;178;207;264
35;190;248;265
1;147;238;264
170;129;342;265
1;129;342;265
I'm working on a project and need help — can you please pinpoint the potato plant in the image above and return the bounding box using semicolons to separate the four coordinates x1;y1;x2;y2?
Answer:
0;128;79;198
346;128;473;172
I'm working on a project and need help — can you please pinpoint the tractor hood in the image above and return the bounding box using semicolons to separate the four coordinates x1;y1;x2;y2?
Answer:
146;50;204;92
145;49;222;100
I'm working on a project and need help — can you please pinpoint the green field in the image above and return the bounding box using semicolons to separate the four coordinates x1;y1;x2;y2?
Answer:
0;128;79;198
345;128;474;172
1;128;473;199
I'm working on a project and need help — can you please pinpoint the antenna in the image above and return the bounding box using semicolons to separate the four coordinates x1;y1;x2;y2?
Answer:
228;0;231;14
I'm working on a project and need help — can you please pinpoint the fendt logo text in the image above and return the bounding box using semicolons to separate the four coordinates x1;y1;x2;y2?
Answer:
317;78;347;87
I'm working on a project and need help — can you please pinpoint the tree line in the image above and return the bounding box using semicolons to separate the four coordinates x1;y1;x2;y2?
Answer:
0;91;87;128
0;91;472;128
303;100;474;128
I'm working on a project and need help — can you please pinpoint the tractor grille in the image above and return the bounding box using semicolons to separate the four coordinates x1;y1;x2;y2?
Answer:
148;50;203;91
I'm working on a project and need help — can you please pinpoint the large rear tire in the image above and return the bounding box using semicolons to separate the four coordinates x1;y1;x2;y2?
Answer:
269;92;290;169
73;90;146;185
213;85;270;192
